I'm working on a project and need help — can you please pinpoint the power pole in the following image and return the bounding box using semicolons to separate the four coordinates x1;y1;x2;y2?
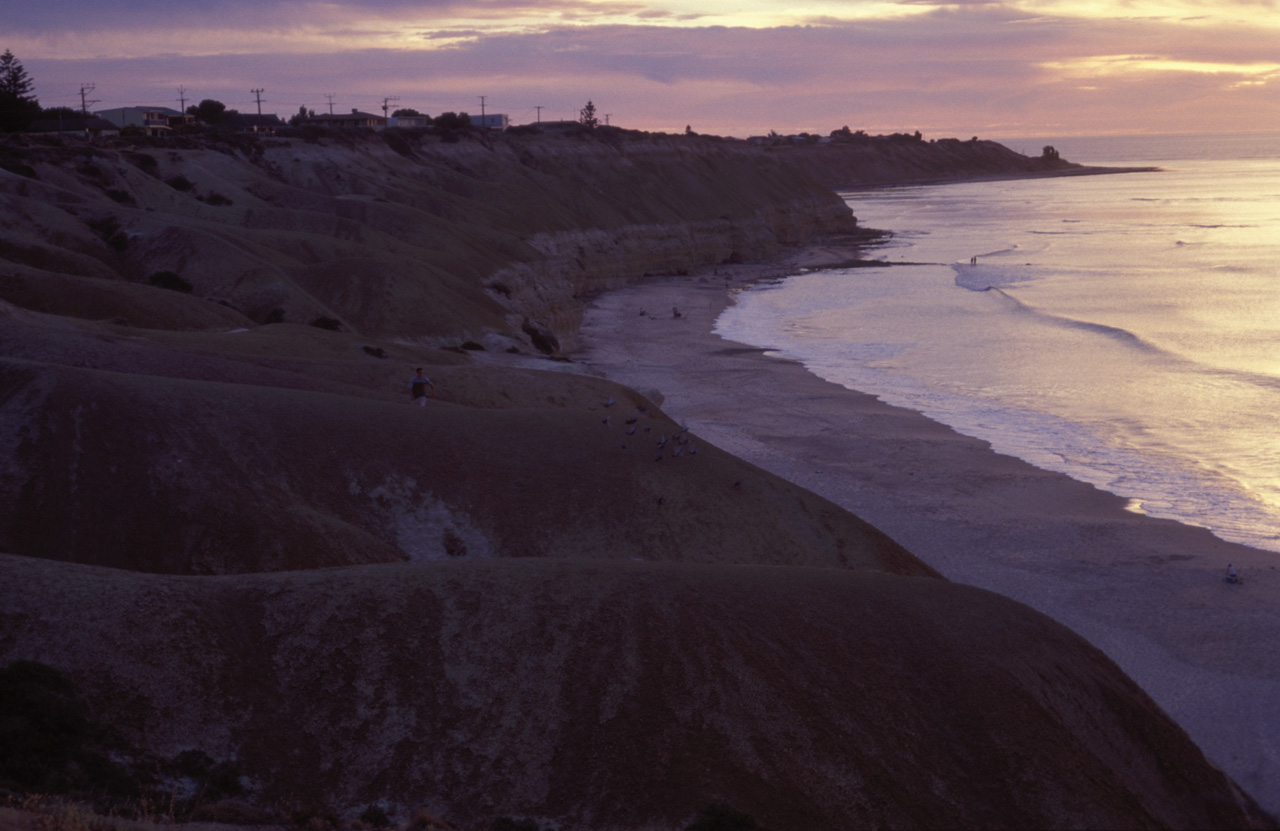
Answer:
324;93;336;115
79;84;99;116
604;113;611;126
251;88;265;116
382;96;399;118
479;95;486;128
535;105;543;124
176;85;188;112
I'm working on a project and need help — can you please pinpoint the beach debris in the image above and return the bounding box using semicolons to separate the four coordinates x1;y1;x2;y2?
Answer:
601;415;610;426
627;426;637;435
672;447;682;458
625;415;638;424
657;434;668;448
604;396;616;407
689;444;697;455
732;479;742;489
672;306;682;319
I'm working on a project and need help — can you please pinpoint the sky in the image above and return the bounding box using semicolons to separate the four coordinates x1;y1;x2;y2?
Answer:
7;0;1280;140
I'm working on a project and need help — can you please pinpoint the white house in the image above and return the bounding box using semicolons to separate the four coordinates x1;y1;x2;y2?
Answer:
95;106;191;136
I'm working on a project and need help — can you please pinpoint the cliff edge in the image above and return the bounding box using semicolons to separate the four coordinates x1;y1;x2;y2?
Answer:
0;128;1269;830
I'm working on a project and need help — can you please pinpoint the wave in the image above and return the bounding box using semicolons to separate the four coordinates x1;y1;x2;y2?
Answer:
981;288;1280;392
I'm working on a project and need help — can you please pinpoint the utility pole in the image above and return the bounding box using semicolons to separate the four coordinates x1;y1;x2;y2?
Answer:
479;95;487;128
324;93;336;115
176;85;188;112
79;84;99;116
604;113;611;126
535;105;543;124
251;88;265;116
382;96;399;118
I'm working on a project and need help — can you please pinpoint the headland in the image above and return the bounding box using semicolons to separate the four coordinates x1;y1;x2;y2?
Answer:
0;125;1270;830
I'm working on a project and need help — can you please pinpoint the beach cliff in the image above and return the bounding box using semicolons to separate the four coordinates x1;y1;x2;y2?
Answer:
0;128;1270;830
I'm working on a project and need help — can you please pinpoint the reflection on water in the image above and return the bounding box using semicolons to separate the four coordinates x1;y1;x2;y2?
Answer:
716;137;1280;552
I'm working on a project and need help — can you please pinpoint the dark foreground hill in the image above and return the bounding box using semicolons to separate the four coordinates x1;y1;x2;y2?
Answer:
0;128;1270;829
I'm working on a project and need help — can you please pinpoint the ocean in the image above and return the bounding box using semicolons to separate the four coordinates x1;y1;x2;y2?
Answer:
714;132;1280;553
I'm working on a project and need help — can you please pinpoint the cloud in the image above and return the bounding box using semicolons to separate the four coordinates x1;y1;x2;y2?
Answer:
15;2;1280;137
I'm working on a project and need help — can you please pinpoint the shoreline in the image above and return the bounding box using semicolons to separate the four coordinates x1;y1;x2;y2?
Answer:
573;239;1280;815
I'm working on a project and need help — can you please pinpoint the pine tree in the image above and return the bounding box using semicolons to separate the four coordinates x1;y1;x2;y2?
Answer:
0;49;40;132
0;50;34;98
578;100;598;129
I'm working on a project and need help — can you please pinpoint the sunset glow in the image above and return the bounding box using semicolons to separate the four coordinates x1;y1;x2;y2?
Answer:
9;0;1279;137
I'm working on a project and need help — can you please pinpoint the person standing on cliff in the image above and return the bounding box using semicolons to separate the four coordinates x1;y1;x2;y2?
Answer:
409;367;436;406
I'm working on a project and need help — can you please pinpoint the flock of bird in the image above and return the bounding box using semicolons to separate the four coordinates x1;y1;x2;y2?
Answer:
600;396;697;462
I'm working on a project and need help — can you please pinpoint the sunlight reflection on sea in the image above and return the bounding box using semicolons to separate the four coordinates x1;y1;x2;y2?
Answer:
715;133;1280;552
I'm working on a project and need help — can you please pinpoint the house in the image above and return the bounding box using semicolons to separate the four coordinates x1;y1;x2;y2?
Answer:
225;113;285;133
386;115;430;128
96;106;192;135
472;113;509;130
302;110;387;130
26;116;120;139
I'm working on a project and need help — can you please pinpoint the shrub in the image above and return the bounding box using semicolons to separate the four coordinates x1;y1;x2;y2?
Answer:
686;803;767;831
198;192;233;206
85;216;129;252
165;175;195;192
309;316;342;331
359;805;391;828
147;271;192;293
125;152;158;173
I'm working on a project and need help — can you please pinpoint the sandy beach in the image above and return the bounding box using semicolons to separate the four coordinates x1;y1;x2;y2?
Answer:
574;243;1280;815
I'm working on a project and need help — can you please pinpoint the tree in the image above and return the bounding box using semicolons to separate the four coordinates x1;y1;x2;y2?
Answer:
391;108;422;118
578;100;598;129
434;111;470;131
0;49;40;132
288;105;317;127
188;99;228;124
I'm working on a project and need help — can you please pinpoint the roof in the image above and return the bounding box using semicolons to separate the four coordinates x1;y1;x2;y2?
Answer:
27;116;120;133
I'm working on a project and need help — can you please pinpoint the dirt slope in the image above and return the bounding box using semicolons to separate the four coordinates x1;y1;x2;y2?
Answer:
0;130;1270;829
3;553;1272;831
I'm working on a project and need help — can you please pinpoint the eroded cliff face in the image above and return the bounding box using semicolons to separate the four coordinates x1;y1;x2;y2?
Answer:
5;130;1266;831
489;195;849;349
0;130;855;352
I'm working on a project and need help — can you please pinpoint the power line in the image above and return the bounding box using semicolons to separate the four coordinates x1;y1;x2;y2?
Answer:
324;93;336;115
176;85;188;112
79;83;99;115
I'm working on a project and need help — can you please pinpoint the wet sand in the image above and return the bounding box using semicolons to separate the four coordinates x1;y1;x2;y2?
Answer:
574;244;1280;815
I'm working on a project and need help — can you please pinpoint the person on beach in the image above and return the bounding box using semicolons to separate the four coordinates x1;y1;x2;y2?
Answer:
409;368;436;406
1226;564;1239;584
